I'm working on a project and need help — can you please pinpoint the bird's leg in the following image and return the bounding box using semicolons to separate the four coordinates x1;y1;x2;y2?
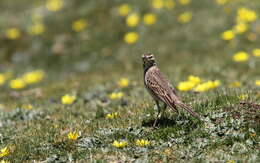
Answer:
160;103;167;119
153;100;161;128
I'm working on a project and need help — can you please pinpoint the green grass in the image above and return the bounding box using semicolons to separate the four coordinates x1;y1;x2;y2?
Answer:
0;0;260;162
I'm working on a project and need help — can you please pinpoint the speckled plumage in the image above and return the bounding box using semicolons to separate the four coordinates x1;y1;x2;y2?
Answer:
142;53;200;127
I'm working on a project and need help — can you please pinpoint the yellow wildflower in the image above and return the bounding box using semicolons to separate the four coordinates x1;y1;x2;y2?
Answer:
135;139;150;147
46;0;63;12
106;112;118;119
68;131;79;140
109;92;124;100
143;13;157;25
177;81;196;91
9;78;26;90
178;12;192;24
252;49;260;57
118;78;129;88
222;30;235;40
72;19;87;32
178;0;190;5
0;147;10;158
126;13;140;27
255;80;260;86
188;75;201;85
237;8;257;23
118;4;132;16
61;94;76;105
213;80;221;87
6;28;20;40
0;74;7;85
226;160;236;163
234;23;247;34
22;70;45;84
163;148;172;155
238;94;248;100
216;0;228;5
194;80;220;92
164;0;175;9
124;32;139;44
152;0;164;9
229;81;241;88
112;140;128;148
22;104;33;110
232;51;249;62
28;24;45;35
0;160;10;163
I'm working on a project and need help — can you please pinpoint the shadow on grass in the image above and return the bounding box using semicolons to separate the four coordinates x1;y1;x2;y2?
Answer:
142;117;177;128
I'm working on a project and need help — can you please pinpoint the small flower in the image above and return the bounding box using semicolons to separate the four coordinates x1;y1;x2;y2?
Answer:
9;78;26;90
222;30;235;40
229;81;241;88
152;0;164;9
0;74;7;86
106;112;118;119
0;160;10;163
252;49;260;57
143;13;157;25
226;160;236;163
135;139;150;147
178;12;192;24
22;70;45;84
232;51;249;62
234;23;247;34
177;81;196;91
22;104;33;110
255;80;260;86
72;19;87;32
109;92;124;100
188;75;201;85
46;0;63;12
118;4;132;16
6;28;21;40
68;131;79;140
164;0;175;9
126;13;140;27
194;80;220;92
237;8;257;23
118;78;129;88
163;148;172;155
124;32;139;44
28;24;45;35
178;0;190;5
112;140;128;148
0;147;10;158
238;94;248;100
61;94;76;105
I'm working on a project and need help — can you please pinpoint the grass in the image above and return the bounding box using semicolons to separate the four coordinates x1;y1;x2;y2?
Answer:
0;0;260;162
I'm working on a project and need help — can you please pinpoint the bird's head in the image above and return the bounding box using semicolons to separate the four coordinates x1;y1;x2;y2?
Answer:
142;53;156;69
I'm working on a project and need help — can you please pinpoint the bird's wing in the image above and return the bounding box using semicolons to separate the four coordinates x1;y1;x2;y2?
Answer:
145;67;180;107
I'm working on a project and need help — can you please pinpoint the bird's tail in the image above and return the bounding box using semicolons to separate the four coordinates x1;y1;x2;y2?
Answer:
176;102;201;120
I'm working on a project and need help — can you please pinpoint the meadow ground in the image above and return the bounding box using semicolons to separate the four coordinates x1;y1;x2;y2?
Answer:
0;0;260;162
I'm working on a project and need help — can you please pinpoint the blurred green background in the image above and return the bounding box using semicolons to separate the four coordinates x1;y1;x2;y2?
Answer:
0;0;259;74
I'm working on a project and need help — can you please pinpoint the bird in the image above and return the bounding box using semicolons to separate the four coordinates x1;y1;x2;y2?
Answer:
142;53;201;127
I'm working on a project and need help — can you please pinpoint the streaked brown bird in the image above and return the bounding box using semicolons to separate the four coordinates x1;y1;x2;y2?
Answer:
142;53;201;127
